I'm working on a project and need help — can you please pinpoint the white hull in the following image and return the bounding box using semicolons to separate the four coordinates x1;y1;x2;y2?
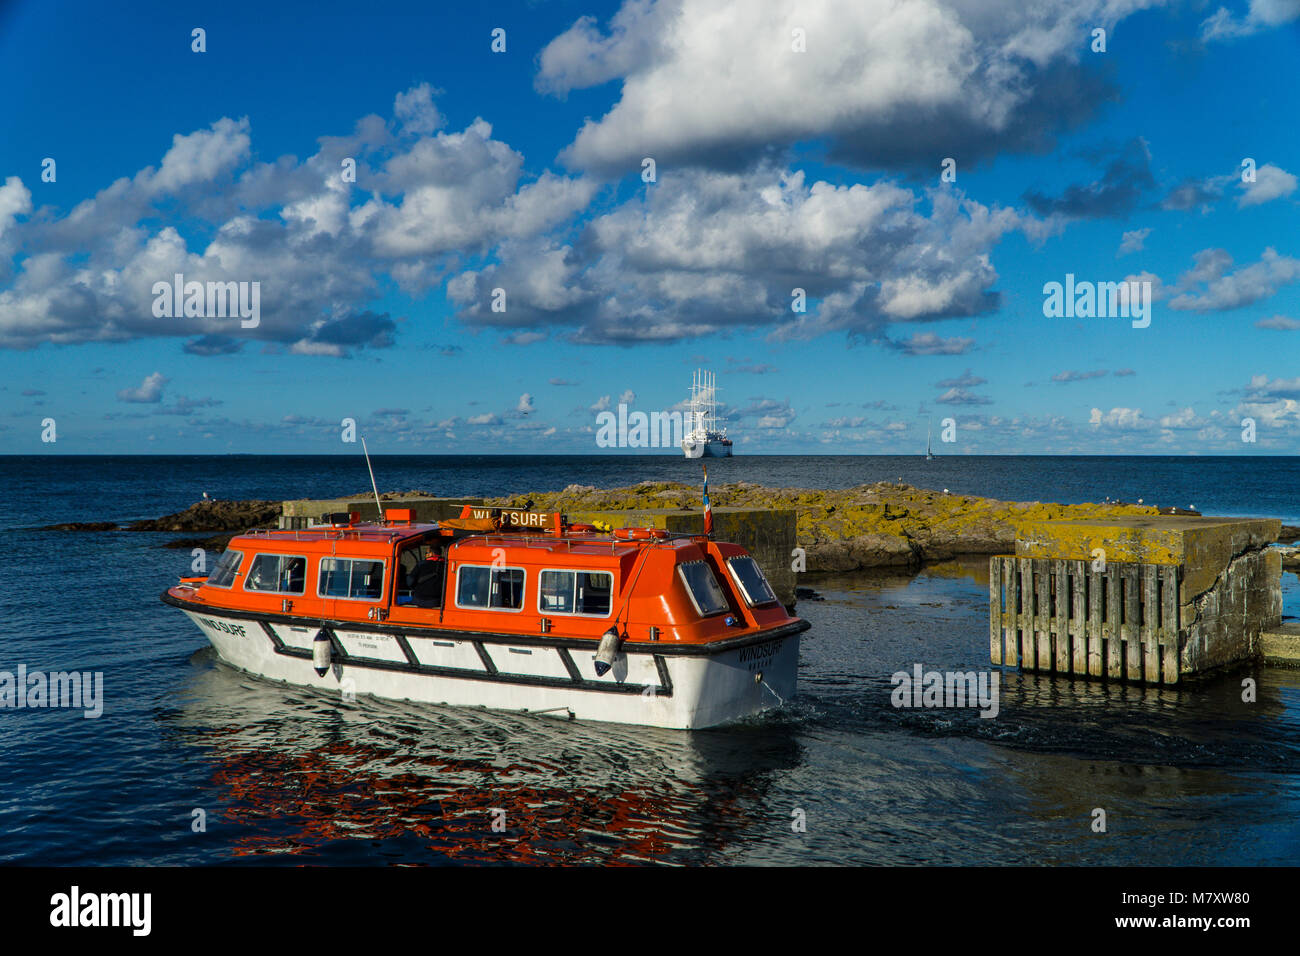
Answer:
681;438;732;459
182;609;800;730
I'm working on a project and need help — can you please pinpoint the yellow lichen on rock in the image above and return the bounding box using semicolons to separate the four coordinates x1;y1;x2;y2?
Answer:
485;481;1162;570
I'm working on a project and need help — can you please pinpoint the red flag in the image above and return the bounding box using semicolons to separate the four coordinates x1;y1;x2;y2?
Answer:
703;464;713;536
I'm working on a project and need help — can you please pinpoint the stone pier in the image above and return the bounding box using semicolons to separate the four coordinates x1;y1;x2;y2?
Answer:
991;516;1282;682
280;495;483;527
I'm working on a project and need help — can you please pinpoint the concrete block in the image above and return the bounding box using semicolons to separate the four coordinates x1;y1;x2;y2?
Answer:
281;496;483;526
1261;623;1300;667
1010;515;1283;679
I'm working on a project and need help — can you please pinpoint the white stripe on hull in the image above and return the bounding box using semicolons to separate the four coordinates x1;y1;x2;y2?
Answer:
184;610;798;730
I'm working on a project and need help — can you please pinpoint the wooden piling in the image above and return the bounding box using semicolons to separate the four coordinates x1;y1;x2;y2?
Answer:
989;558;1003;666
989;555;1182;685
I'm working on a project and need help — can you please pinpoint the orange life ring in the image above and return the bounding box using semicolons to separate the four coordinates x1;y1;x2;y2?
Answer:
614;527;667;541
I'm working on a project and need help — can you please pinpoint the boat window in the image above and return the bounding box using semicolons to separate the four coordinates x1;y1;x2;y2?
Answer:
678;561;730;616
456;565;525;611
318;557;386;601
539;570;613;617
726;556;777;607
207;549;243;589
244;553;308;594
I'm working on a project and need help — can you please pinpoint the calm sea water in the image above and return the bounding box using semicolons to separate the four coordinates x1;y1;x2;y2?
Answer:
2;455;1298;865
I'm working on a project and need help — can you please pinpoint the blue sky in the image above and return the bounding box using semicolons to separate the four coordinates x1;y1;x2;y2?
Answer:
1;0;1298;454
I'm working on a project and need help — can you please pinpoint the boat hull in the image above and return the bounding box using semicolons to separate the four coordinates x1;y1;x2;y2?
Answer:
681;438;732;459
173;601;803;730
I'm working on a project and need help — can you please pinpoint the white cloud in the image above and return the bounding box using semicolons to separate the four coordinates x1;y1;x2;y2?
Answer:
1244;374;1300;399
360;121;596;258
0;101;593;352
1202;0;1300;41
0;176;32;239
1238;163;1298;207
890;332;976;355
1256;314;1300;330
393;83;445;136
1089;406;1146;429
1052;369;1108;383
540;0;1162;174
936;387;992;405
1168;248;1300;312
0;176;33;283
1233;377;1300;431
1159;406;1202;428
451;168;1022;344
1118;227;1151;256
146;118;251;196
118;371;168;403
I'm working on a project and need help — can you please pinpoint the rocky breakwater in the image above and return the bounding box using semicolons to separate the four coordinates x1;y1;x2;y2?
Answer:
42;499;283;550
46;483;1294;576
487;481;1163;570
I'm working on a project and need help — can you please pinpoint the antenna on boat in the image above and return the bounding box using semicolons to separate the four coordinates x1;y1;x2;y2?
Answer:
361;436;384;522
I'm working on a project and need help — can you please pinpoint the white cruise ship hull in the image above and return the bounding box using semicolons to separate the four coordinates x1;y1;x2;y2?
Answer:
681;438;732;458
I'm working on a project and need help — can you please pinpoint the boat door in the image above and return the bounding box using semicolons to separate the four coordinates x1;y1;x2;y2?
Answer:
396;537;446;610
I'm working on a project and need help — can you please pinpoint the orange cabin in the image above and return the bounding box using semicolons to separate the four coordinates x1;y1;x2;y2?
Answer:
169;512;795;648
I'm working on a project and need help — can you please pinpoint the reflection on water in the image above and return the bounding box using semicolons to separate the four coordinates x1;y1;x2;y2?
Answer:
164;654;805;865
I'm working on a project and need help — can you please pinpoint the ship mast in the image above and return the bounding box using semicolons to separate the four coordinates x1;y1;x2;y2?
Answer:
706;370;714;434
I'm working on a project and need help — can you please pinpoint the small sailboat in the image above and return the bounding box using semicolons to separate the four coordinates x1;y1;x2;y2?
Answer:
925;417;935;460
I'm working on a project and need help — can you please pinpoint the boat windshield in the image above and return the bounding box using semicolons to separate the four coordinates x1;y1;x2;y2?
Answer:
678;561;729;616
726;556;776;606
207;549;242;588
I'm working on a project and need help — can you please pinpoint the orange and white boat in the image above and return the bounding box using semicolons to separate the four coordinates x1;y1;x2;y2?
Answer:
162;506;809;729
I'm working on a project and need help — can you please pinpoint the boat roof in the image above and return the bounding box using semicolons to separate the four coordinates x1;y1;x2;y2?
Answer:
230;522;439;547
451;532;705;556
228;522;712;555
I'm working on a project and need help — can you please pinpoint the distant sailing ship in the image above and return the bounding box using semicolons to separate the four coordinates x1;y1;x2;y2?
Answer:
925;417;935;460
682;369;733;459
